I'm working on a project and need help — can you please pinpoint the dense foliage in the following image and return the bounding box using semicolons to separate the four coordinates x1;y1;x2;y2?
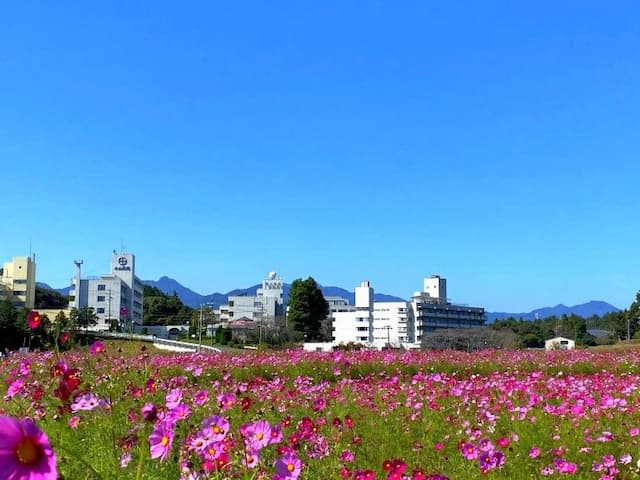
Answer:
143;285;193;326
286;277;329;341
490;291;640;348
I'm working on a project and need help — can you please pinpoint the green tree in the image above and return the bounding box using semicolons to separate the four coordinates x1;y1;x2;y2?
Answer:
70;306;98;330
0;300;21;350
625;291;640;340
143;286;193;326
286;277;329;341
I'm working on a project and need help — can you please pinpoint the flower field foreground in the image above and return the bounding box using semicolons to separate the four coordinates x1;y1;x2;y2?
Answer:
3;346;640;479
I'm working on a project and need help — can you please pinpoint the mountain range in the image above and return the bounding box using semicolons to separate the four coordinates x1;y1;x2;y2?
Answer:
486;301;620;322
38;277;621;320
142;276;405;308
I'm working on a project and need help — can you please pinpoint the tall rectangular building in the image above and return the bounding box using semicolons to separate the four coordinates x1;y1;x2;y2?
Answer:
0;256;36;310
70;252;144;330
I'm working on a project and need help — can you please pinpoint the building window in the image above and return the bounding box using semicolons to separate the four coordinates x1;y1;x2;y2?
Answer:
97;296;105;302
14;279;27;285
97;284;106;291
97;308;105;314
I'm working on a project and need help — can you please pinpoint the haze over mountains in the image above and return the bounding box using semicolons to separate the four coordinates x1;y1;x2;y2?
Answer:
41;276;621;320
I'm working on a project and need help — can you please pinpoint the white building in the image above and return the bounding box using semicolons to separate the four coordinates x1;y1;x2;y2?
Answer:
331;275;485;349
70;252;144;330
333;281;410;349
410;275;485;343
373;301;410;346
545;336;575;351
219;272;284;325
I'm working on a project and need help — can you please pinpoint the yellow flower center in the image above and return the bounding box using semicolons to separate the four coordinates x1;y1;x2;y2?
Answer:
256;433;263;440
213;426;221;433
161;436;169;446
16;439;41;465
287;463;295;472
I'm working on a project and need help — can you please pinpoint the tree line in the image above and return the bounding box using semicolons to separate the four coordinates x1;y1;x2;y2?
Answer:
491;291;640;348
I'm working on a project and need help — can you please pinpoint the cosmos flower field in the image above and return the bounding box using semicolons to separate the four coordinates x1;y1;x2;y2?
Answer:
3;344;640;479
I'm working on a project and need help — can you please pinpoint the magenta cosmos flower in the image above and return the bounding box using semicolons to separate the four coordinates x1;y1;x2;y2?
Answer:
0;416;58;480
89;340;105;355
27;311;42;329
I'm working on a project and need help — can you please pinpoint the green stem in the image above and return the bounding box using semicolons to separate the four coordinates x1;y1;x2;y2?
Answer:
135;431;147;480
57;442;106;480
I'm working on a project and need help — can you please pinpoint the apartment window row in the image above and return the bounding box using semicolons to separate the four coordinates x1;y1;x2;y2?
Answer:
97;284;106;291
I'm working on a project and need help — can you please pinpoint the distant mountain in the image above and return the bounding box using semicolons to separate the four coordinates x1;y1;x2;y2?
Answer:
36;282;71;296
144;276;206;307
487;301;620;322
141;277;405;308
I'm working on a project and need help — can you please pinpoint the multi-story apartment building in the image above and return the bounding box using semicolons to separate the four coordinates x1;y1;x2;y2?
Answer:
331;275;485;349
0;256;37;310
410;275;485;342
70;252;144;330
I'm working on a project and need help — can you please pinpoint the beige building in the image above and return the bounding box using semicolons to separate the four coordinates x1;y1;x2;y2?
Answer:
0;256;37;310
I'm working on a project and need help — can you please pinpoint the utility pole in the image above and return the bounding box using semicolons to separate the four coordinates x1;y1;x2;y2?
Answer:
199;304;203;352
627;314;631;344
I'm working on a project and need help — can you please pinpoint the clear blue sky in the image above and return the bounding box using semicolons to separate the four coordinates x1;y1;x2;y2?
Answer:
2;1;639;312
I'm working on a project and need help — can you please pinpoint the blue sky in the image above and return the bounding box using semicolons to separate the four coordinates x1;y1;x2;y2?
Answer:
2;1;639;312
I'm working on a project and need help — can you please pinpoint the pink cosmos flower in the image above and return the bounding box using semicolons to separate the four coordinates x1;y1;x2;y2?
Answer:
242;419;271;451
217;393;236;410
529;447;541;459
193;390;209;406
269;424;284;444
120;452;132;468
71;393;101;412
0;416;58;480
553;458;578;474
19;360;32;376
243;450;260;468
141;402;158;422
460;442;478;460
168;403;191;422
341;450;355;462
275;452;303;478
89;340;105;355
202;415;230;442
6;378;25;398
165;388;183;410
149;422;174;461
